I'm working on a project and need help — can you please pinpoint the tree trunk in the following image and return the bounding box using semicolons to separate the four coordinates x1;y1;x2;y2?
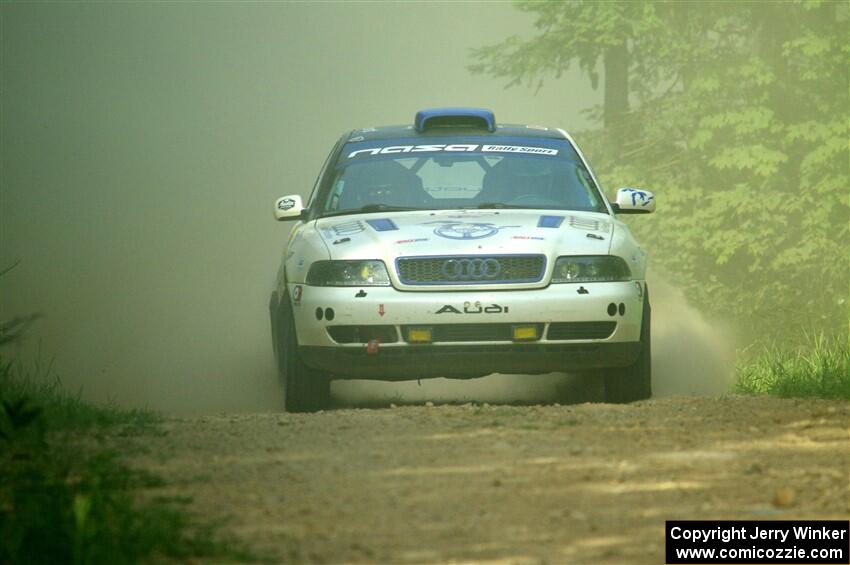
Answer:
603;40;630;137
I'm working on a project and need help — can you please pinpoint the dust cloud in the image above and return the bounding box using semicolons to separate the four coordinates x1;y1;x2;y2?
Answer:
0;3;596;415
648;274;736;397
1;4;733;414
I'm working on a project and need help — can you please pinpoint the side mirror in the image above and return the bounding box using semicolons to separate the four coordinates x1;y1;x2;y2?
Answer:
274;195;305;221
612;187;655;214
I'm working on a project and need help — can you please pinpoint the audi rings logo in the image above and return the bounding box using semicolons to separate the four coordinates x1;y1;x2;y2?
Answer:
441;258;501;280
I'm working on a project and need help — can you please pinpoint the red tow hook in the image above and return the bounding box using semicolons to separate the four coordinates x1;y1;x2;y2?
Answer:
366;339;381;355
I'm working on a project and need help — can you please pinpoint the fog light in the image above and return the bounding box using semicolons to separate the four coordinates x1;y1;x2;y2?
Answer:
407;327;433;343
512;325;538;341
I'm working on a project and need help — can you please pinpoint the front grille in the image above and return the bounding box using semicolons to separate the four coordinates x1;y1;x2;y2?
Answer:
547;322;616;340
327;325;398;344
396;255;545;285
402;323;543;343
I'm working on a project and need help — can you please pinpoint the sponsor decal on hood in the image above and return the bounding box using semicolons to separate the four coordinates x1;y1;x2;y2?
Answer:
423;220;521;240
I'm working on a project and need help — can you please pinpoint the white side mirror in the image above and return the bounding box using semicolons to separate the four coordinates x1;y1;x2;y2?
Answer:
614;187;655;214
274;194;304;221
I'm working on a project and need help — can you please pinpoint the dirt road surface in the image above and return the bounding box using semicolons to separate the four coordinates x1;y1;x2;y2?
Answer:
132;396;849;564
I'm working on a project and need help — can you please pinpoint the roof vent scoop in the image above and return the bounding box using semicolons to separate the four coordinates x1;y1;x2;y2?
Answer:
414;107;496;133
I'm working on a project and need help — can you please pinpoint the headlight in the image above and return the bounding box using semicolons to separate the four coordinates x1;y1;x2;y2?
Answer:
306;260;391;286
551;256;631;283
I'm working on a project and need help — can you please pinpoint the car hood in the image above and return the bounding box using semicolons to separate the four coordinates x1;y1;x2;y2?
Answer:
315;209;615;284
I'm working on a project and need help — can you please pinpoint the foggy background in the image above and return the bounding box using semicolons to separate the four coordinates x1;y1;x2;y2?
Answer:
1;3;731;413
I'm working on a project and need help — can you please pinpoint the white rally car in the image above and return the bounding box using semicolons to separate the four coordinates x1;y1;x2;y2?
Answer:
270;108;655;411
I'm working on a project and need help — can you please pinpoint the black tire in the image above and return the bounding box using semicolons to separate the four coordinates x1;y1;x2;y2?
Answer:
274;293;330;412
603;291;652;403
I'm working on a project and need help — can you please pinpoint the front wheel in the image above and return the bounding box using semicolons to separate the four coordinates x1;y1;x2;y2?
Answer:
603;291;651;403
274;294;330;412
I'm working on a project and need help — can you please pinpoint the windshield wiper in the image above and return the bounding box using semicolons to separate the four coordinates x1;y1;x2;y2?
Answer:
322;204;424;218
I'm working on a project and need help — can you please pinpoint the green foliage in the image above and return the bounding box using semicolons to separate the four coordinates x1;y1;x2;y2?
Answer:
0;354;158;432
735;333;850;399
0;269;256;563
0;356;255;564
472;1;850;343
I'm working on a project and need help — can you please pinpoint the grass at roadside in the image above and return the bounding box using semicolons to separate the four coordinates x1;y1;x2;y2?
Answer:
0;354;256;564
0;354;158;432
735;333;849;400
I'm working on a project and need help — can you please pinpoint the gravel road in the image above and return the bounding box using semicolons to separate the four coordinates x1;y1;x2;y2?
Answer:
133;395;849;564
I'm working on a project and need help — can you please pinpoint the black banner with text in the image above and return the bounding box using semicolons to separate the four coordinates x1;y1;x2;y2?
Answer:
666;520;849;564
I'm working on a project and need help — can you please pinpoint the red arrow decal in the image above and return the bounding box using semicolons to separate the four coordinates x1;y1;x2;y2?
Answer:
378;304;385;317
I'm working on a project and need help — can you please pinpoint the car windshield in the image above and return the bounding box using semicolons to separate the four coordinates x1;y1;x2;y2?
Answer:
320;137;607;216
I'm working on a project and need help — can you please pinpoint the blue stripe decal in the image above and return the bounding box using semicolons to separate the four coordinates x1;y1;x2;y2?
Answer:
366;218;398;232
537;215;564;228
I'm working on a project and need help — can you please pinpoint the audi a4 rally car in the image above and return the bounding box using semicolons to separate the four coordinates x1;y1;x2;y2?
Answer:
270;108;656;411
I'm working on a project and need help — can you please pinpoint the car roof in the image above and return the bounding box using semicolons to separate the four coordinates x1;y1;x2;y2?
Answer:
344;124;568;143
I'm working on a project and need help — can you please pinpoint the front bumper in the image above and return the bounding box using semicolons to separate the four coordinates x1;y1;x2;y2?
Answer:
288;280;645;379
301;342;641;380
